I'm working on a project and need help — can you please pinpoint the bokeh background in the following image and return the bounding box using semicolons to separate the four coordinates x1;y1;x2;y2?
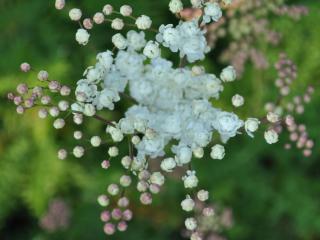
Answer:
0;0;320;239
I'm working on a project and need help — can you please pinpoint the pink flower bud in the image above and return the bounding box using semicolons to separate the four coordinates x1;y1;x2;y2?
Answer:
117;221;128;232
58;149;68;160
149;184;160;194
24;98;34;108
49;80;61;92
37;70;49;81
93;12;104;24
100;211;110;222
13;96;23;105
118;197;129;208
303;149;312;157
38;108;48;119
20;62;31;72
202;207;214;217
83;18;93;30
103;223;115;235
122;209;133;221
60;86;71;96
55;0;65;10
111;208;122;220
140;192;152;205
101;160;110;169
7;92;14;100
16;105;25;114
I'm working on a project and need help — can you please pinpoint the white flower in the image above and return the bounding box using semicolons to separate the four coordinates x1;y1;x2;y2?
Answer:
150;172;165;186
120;5;132;16
173;145;192;166
197;190;209;201
203;2;222;23
210;144;225;160
182;171;199;189
143;41;161;59
108;146;119;157
93;12;104;24
214;111;243;142
156;25;181;52
267;112;280;123
75;29;90;45
111;18;124;30
169;0;183;14
232;94;244;107
193;147;204;158
220;66;237;82
53;118;65;129
160;157;176;172
127;30;146;51
185;218;197;231
245;118;260;137
181;195;195;212
106;125;124;142
135;15;152;30
90;136;101;147
96;89;120;110
69;8;82;21
112;33;127;49
55;0;65;10
264;130;279;144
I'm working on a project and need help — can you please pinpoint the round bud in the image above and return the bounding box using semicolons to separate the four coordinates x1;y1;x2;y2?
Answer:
58;100;69;111
49;107;60;117
60;86;71;96
107;184;120;196
100;211;110;222
121;156;132;169
90;136;102;147
73;146;85;158
122;209;133;221
48;80;61;92
20;62;31;72
197;190;209;201
117;197;129;208
103;4;113;15
41;96;51;105
108;146;119;157
120;5;133;16
73;131;83;140
73;114;83;125
13;96;22;105
101;160;110;169
16;106;25;114
37;70;49;81
55;0;65;10
120;175;132;187
185;218;197;231
138;170;150;180
38;108;48;119
83;18;93;30
24;98;34;108
111;18;124;30
140;192;152;205
117;221;128;232
131;135;140;145
232;94;244;107
69;8;82;21
210;144;225;160
57;149;68;160
137;181;149;192
203;207;215;217
17;83;28;95
93;12;104;24
103;223;115;235
53;118;65;129
181;196;195;212
97;195;109;207
111;208;122;220
149;184;160;194
220;66;236;82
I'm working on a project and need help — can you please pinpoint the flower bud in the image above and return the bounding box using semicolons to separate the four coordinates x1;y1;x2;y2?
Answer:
210;144;225;160
73;146;85;158
20;62;31;72
93;12;104;24
69;8;82;21
181;195;195;212
264;130;279;144
220;66;236;82
107;184;120;195
120;5;133;16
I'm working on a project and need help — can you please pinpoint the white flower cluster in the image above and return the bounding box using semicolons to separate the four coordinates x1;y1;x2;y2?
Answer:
156;20;210;63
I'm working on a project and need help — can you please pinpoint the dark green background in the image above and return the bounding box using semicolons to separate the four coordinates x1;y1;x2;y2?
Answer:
0;0;319;239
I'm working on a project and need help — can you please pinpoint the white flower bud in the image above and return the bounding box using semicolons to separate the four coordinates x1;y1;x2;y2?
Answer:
111;18;124;30
193;147;204;158
90;136;102;147
83;104;96;117
57;149;68;160
185;218;197;231
55;0;65;10
197;190;209;201
149;184;160;194
143;41;161;59
38;109;48;119
38;70;49;81
120;175;132;187
58;100;69;111
69;8;82;21
53;118;65;129
49;107;59;117
232;94;244;107
75;29;90;45
93;12;104;24
120;5;133;16
121;156;132;169
169;0;183;14
103;4;113;15
245;118;260;137
73;146;85;158
264;130;279;144
181;195;195;212
97;195;109;207
131;136;141;145
210;144;225;160
267;112;280;123
160;157;176;172
108;146;119;157
220;66;236;82
150;172;165;186
74;131;83;140
137;181;149;192
112;33;127;49
107;184;120;196
135;15;152;30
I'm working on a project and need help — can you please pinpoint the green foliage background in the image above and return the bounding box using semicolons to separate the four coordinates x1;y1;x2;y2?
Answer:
0;0;319;239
